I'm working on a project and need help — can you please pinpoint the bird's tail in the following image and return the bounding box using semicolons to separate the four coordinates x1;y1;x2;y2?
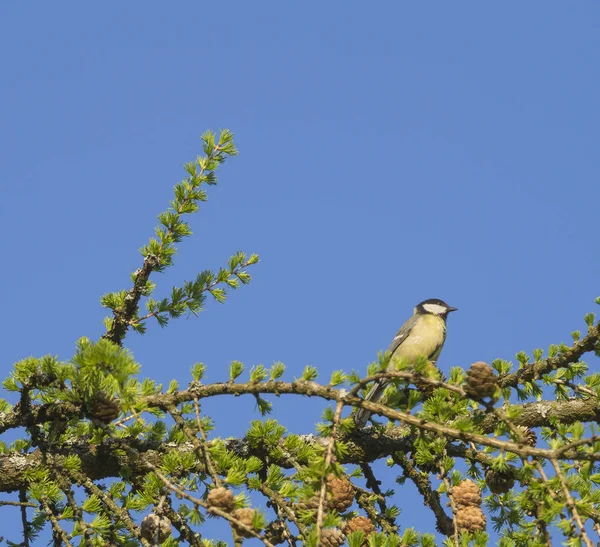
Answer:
353;380;389;427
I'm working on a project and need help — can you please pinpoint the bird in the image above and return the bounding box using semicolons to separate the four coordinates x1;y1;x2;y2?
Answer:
354;298;457;427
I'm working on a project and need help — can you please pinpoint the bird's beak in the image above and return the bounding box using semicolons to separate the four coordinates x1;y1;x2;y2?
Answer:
447;306;458;313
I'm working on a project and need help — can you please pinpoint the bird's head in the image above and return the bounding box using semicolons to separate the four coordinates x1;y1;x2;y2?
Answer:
414;298;458;317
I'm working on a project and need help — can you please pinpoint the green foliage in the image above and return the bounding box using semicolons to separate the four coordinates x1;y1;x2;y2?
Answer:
100;129;258;337
299;365;318;381
72;337;140;397
3;131;600;546
191;362;207;381
329;370;347;385
140;253;257;330
229;360;244;381
270;361;286;379
246;419;287;449
250;365;269;382
138;129;238;272
585;313;595;327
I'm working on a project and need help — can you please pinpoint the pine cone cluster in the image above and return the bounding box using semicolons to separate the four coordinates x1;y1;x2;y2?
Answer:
451;479;486;533
88;391;121;423
231;507;256;538
464;362;498;400
485;469;515;495
140;513;172;543
320;528;346;547
207;486;236;513
344;515;376;538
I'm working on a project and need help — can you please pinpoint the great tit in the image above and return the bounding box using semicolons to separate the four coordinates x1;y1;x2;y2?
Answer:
354;298;457;427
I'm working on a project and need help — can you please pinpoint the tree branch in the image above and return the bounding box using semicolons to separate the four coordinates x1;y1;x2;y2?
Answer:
392;453;453;536
499;322;600;389
102;254;161;345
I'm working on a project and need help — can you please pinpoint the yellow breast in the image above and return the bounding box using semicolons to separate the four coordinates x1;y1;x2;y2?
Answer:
393;315;446;362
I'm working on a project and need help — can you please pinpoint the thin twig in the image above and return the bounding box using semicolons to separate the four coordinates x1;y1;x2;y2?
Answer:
499;322;600;389
102;254;161;345
67;469;151;546
259;485;303;545
19;489;31;547
392;453;453;536
550;458;594;547
98;423;275;547
348;370;464;398
355;491;396;535
359;463;389;517
58;480;93;547
153;466;274;547
260;484;305;532
192;396;221;486
40;496;74;547
168;401;219;485
0;499;36;508
442;477;460;547
316;400;343;543
162;498;203;547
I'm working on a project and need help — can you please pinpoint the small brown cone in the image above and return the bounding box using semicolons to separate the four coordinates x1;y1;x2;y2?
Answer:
89;391;121;423
207;487;236;513
320;528;346;547
464;362;498;400
455;506;486;532
327;474;355;512
231;508;256;538
302;475;355;514
451;480;482;508
298;475;355;520
344;515;376;537
485;469;515;495
517;426;537;446
140;513;172;543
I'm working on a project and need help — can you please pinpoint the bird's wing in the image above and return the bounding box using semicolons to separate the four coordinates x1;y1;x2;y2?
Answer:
385;315;418;357
354;316;418;427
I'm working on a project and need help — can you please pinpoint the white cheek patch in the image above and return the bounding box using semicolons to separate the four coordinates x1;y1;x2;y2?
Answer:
423;303;447;315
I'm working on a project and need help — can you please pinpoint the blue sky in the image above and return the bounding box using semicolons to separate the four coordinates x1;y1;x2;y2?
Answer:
1;2;599;544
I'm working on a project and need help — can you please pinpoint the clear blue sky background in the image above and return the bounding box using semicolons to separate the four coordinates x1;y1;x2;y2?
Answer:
1;3;599;544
